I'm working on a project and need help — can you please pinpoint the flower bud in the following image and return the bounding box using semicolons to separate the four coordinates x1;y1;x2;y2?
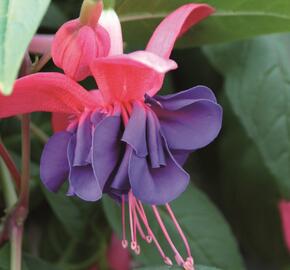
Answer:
52;0;110;81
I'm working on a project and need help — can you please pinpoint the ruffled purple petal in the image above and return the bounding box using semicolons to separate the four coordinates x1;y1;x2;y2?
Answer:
74;111;92;166
146;110;166;168
122;103;147;157
109;146;131;192
40;131;71;192
171;149;190;166
153;85;217;110
154;99;222;151
92;114;122;189
68;135;102;201
128;141;189;205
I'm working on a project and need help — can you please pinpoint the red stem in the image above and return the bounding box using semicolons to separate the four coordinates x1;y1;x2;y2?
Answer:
0;140;21;192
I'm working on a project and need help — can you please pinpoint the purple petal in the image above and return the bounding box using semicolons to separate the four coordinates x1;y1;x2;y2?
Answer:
109;146;131;191
92;114;122;189
171;149;190;166
146;110;166;168
129;143;189;205
74;111;92;166
68;135;102;201
122;103;147;157
40;131;71;192
154;99;222;151
154;85;217;110
91;110;105;124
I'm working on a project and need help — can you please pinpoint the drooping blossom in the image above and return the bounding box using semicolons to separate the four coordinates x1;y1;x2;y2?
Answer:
51;0;111;81
279;200;290;253
0;3;222;269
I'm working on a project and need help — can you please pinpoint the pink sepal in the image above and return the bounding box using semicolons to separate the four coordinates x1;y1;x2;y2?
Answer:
146;4;214;58
145;3;214;96
0;73;96;119
90;51;177;104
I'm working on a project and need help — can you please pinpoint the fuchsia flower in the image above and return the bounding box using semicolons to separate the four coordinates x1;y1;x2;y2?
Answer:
52;0;111;81
0;3;222;269
279;200;290;253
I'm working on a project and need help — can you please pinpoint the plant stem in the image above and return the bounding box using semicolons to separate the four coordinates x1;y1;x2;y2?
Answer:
16;116;49;144
0;159;18;208
11;226;23;270
0;158;18;246
0;139;21;191
19;114;30;207
10;114;31;270
30;122;49;144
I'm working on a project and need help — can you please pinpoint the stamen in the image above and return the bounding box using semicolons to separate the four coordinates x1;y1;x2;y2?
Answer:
166;203;192;260
128;192;135;250
121;195;128;248
134;199;171;264
135;215;148;242
152;205;185;266
135;245;141;255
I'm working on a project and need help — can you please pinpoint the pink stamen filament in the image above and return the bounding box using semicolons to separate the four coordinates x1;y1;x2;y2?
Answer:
152;205;185;266
166;203;192;262
134;197;172;265
135;214;147;241
128;192;136;250
121;195;128;248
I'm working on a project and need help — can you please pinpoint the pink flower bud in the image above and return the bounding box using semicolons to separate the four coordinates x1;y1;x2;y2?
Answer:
107;234;131;270
52;0;110;81
279;200;290;252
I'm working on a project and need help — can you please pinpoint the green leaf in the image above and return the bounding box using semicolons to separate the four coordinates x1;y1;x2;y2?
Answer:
102;184;245;270
203;34;290;265
116;0;290;49
43;186;89;237
24;255;60;270
41;2;67;29
0;0;50;94
204;34;290;198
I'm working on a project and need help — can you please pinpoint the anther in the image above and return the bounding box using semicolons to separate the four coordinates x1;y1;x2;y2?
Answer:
131;241;137;250
135;245;141;255
186;257;194;266
183;260;194;270
121;239;128;248
146;235;152;243
163;257;173;266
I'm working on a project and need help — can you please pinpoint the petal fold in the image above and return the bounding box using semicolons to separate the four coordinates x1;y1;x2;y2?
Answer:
122;103;147;157
92;113;122;189
68;135;102;201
